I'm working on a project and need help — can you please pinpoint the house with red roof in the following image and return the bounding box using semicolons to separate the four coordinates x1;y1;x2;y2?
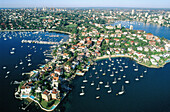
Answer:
149;40;156;46
105;39;110;44
41;89;51;101
146;33;154;40
21;85;32;95
51;88;60;100
54;68;63;76
115;50;120;54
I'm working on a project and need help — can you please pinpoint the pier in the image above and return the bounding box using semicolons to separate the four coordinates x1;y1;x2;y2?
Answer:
22;101;33;110
21;39;59;45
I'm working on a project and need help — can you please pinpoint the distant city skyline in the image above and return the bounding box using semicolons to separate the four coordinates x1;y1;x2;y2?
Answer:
0;0;170;8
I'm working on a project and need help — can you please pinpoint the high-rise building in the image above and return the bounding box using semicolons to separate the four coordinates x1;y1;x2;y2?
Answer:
159;15;163;20
110;11;112;15
145;13;148;17
117;24;122;29
130;25;133;30
132;9;135;15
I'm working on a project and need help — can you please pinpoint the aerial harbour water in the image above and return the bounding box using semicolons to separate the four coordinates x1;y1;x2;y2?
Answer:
0;31;69;111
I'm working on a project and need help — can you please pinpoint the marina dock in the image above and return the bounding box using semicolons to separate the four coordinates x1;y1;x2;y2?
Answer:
21;39;59;45
22;101;33;110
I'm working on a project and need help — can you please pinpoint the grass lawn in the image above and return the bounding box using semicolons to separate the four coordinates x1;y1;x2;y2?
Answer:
66;24;77;28
39;17;48;19
40;99;60;109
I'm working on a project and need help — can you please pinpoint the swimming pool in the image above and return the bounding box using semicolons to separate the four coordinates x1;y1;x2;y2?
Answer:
22;95;28;98
30;95;35;99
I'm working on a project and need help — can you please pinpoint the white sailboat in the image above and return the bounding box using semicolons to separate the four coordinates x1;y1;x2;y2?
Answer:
91;81;95;86
118;85;125;95
27;58;31;62
100;69;102;72
125;65;128;68
135;76;139;81
3;66;6;69
99;81;103;84
125;80;130;84
28;54;32;57
81;85;85;89
118;76;121;80
5;75;8;78
28;63;32;66
96;96;100;99
7;71;10;74
103;71;106;75
96;84;100;90
134;65;138;71
144;69;147;73
112;78;117;84
123;74;126;78
80;89;85;96
89;73;92;78
92;66;96;70
19;60;23;65
107;87;112;93
15;65;18;68
96;75;99;79
10;51;15;54
120;68;124;72
140;73;144;78
83;76;88;83
110;71;114;77
105;82;110;88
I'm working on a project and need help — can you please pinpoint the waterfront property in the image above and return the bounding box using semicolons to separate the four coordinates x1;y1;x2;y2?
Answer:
0;8;168;112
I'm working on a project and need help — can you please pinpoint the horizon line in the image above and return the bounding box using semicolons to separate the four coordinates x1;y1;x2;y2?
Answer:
0;6;170;9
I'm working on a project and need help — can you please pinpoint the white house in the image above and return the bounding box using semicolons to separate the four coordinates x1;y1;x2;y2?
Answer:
21;86;32;95
137;46;143;51
165;44;170;51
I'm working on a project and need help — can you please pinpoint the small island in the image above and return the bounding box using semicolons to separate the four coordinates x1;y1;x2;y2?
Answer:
1;8;169;111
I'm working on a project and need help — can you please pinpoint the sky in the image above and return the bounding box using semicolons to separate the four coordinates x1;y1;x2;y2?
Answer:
0;0;170;8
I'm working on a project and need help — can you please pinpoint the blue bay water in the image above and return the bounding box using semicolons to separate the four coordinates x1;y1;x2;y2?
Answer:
0;31;69;112
62;58;170;112
111;21;170;39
